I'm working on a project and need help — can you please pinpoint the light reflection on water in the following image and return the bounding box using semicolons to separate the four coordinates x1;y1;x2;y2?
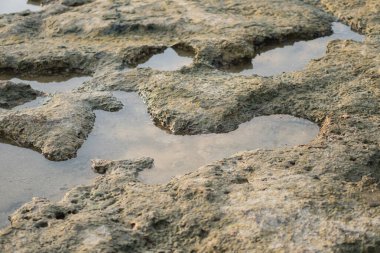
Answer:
8;76;91;94
226;22;365;76
0;89;319;227
0;0;41;14
2;21;362;228
0;76;92;109
137;48;193;71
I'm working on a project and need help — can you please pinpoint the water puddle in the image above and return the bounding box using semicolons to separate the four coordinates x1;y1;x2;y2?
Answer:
2;22;353;226
0;0;41;15
0;75;91;109
13;96;50;110
106;92;319;184
6;76;91;94
227;22;365;76
0;91;319;226
137;48;193;71
0;75;92;226
0;144;94;228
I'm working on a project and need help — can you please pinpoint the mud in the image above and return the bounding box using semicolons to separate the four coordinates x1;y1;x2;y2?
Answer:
0;0;379;252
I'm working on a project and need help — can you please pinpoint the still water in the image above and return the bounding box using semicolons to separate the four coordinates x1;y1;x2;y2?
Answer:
1;76;92;109
0;84;320;227
134;22;363;76
8;76;91;94
226;22;364;76
3;20;359;227
0;0;41;14
137;48;193;71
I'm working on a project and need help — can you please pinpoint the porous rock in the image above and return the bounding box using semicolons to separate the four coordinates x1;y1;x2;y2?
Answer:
0;80;42;109
0;0;379;252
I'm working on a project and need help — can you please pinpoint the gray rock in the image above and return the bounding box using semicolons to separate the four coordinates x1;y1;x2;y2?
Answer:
61;0;91;7
0;81;42;109
0;0;379;252
0;91;122;161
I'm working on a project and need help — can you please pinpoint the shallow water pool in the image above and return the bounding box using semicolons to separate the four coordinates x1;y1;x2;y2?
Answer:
226;22;365;76
0;89;319;227
8;76;92;94
0;76;91;109
0;0;41;14
137;48;194;71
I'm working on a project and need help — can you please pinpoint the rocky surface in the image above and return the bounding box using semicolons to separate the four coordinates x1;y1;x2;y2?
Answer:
0;125;379;252
82;39;379;136
0;91;122;160
0;0;379;252
0;80;42;109
319;0;380;36
0;0;333;74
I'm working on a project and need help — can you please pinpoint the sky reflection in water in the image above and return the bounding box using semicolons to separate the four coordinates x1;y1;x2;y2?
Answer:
0;0;41;14
229;22;365;76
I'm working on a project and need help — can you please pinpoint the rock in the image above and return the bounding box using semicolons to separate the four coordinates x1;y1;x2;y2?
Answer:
0;91;123;161
0;0;334;74
91;158;154;175
61;0;91;7
0;0;379;252
0;81;42;109
0;144;379;252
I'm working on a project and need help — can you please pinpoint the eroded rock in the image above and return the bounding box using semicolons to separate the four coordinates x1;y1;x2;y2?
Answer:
81;39;379;136
0;127;379;252
0;91;122;160
0;0;379;252
0;80;42;109
61;0;92;7
0;0;334;74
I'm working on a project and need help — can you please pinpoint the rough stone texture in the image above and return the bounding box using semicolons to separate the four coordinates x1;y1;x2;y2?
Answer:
82;39;379;136
61;0;92;7
91;158;154;175
0;80;42;109
1;37;379;252
0;129;379;252
0;0;379;252
0;0;334;74
319;0;380;36
0;92;122;160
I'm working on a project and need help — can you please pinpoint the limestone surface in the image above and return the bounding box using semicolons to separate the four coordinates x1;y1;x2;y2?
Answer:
0;0;333;74
0;0;379;252
0;80;42;109
0;92;122;160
